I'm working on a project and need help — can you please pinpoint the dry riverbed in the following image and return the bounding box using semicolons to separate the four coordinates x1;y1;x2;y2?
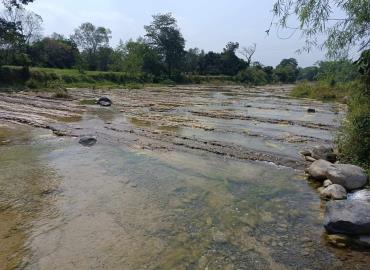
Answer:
1;84;369;269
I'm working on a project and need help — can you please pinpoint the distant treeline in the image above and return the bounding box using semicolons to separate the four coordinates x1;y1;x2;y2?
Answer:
0;7;361;86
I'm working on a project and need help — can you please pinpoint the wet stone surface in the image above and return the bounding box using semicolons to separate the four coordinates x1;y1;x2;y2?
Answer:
1;85;369;270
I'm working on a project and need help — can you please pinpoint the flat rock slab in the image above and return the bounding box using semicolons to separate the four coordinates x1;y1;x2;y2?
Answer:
324;200;370;235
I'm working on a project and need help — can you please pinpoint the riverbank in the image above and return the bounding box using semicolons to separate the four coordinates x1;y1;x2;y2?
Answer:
2;84;370;269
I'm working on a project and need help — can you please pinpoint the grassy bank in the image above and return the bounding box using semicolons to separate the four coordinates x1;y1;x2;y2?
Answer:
290;81;360;102
292;80;370;174
0;66;235;90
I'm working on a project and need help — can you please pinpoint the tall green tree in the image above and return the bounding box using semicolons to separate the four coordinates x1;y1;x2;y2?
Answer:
29;34;79;68
71;22;112;70
272;0;370;58
144;13;185;77
274;58;299;83
0;0;35;66
110;38;162;76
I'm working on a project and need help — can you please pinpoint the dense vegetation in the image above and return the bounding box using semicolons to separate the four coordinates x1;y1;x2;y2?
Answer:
273;0;369;169
0;1;353;88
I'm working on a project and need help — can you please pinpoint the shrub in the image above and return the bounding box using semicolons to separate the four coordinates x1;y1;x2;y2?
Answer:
52;88;71;99
25;79;39;89
291;81;352;101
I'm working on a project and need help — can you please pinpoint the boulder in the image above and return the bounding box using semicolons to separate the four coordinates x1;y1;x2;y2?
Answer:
348;190;370;202
324;200;370;235
310;145;337;162
320;184;347;200
326;164;368;191
79;136;97;147
97;97;112;107
323;179;333;187
306;159;332;180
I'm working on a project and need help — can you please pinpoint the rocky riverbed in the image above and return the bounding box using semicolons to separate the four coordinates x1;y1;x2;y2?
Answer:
1;84;370;269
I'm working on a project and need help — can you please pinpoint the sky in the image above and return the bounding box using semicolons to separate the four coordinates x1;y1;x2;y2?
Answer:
26;0;330;67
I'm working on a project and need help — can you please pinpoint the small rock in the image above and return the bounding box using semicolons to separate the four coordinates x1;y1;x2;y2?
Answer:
324;200;370;235
78;136;97;147
326;164;368;191
97;97;112;107
305;156;316;162
320;184;347;200
326;234;348;248
323;179;333;187
306;159;332;180
213;230;227;243
307;108;316;113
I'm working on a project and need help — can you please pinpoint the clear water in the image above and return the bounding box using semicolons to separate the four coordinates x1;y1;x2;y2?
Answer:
1;121;370;270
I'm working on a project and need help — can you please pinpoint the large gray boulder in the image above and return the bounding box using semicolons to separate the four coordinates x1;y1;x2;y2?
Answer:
320;184;347;200
326;164;368;191
324;200;370;235
310;145;337;162
348;190;370;202
306;159;332;180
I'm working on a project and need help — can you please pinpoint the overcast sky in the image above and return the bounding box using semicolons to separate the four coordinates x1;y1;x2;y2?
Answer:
26;0;331;67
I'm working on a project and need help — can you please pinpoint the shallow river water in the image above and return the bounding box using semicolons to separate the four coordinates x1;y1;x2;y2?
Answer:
0;85;369;269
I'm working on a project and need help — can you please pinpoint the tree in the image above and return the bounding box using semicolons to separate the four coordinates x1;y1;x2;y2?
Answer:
274;58;299;83
272;0;370;58
29;34;79;68
0;0;35;66
110;38;162;76
144;13;185;77
71;22;112;70
199;51;223;75
221;41;246;76
239;43;256;67
184;48;201;74
2;0;34;10
3;7;42;44
297;66;319;81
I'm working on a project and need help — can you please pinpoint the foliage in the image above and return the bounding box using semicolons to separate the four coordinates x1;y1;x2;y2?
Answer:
274;58;299;83
338;50;370;166
291;81;355;101
316;59;360;84
144;13;185;76
2;7;43;44
298;66;318;81
235;65;268;85
28;34;79;68
272;0;370;58
110;39;162;76
70;22;111;70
